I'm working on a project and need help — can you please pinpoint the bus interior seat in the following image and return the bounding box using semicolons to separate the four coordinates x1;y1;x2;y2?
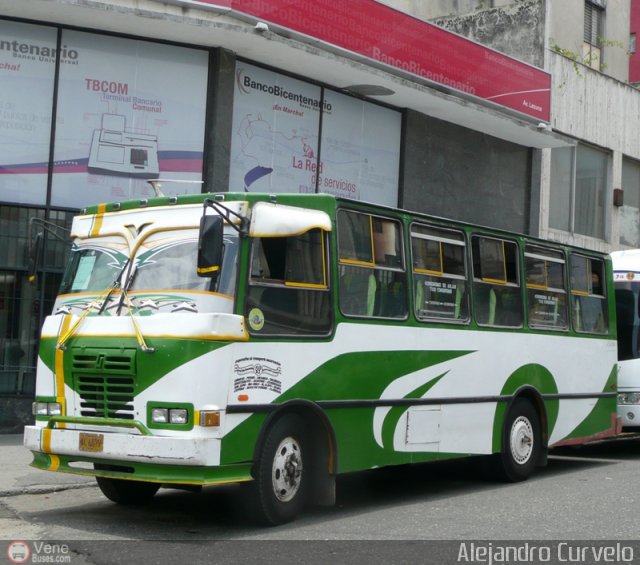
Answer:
340;267;377;316
495;288;521;326
377;278;405;317
454;285;464;319
474;285;497;325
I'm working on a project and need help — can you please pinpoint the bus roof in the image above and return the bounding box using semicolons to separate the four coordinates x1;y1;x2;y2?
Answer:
79;192;610;259
611;249;640;274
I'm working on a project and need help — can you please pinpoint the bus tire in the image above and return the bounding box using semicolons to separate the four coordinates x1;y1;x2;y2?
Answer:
247;413;310;526
95;476;159;505
492;397;541;482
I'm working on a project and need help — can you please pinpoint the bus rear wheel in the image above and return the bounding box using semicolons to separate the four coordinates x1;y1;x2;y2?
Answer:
492;398;541;482
246;414;310;526
95;476;160;505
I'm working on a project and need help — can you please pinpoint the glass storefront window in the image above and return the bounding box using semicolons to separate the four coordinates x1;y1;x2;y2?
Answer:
0;20;56;205
0;271;39;395
549;143;610;240
230;62;322;194
51;30;208;208
549;146;573;232
229;62;401;206
43;209;73;270
575;144;607;239
321;90;400;207
620;156;640;247
0;207;45;269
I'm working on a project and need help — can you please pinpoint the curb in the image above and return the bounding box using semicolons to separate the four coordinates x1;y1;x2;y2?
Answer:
0;483;97;498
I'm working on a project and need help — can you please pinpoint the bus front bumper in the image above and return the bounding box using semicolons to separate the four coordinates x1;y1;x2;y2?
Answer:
617;404;640;428
23;424;253;486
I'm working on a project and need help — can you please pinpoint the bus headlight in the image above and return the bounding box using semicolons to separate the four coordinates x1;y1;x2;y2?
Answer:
618;392;640;405
148;403;193;428
32;402;62;416
169;409;188;424
151;408;169;423
151;407;189;424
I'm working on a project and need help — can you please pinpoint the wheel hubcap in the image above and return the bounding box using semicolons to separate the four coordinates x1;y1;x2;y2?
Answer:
510;416;534;465
272;436;303;502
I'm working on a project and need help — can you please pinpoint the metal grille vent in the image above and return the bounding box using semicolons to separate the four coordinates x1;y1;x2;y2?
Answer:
72;349;136;420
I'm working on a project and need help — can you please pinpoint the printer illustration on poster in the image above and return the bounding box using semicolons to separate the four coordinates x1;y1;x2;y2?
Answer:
88;113;159;178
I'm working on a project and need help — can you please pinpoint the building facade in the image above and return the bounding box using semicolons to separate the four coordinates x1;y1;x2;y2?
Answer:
630;0;640;83
390;0;640;254
0;0;576;431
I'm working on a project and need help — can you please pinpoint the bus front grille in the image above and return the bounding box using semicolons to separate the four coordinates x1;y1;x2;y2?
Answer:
76;374;136;419
71;349;137;420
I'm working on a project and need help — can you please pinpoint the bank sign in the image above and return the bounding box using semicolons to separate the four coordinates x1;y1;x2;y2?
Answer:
171;0;551;122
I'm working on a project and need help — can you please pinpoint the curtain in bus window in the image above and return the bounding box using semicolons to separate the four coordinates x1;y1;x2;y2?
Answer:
372;217;402;268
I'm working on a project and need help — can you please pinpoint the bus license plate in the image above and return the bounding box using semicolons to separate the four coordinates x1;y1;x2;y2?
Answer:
79;432;104;453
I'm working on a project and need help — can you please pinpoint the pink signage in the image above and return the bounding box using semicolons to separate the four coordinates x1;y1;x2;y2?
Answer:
176;0;551;121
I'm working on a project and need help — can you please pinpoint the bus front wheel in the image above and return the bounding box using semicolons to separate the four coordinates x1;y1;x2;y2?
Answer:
247;414;310;526
492;398;541;482
95;476;160;505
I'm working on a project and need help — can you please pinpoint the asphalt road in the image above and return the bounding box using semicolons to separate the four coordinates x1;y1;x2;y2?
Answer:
3;437;640;564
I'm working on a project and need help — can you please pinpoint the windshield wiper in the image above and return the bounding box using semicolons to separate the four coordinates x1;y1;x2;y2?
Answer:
96;256;132;316
56;255;150;352
115;258;137;316
111;256;155;354
56;264;125;351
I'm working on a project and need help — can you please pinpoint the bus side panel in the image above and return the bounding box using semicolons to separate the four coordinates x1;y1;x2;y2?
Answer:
219;325;617;474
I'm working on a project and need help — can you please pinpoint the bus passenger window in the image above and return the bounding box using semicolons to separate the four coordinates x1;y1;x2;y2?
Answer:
570;254;608;334
411;224;468;322
471;235;522;328
246;229;330;336
525;245;568;330
337;210;407;319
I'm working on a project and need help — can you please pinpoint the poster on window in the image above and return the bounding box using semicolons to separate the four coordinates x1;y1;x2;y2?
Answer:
230;63;322;194
50;31;208;208
0;21;56;205
229;63;401;206
320;91;400;207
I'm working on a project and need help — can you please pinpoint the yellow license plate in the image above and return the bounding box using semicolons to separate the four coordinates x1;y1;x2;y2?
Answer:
79;432;104;453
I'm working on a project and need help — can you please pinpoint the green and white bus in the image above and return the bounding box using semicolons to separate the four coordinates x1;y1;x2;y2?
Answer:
24;192;619;525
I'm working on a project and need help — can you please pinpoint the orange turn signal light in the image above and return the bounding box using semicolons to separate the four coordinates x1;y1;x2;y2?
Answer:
199;410;220;427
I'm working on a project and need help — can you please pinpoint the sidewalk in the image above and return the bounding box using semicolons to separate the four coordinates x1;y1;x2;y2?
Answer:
0;434;94;497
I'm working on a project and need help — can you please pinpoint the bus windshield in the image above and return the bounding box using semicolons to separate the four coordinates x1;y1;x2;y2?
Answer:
59;230;239;300
615;281;640;361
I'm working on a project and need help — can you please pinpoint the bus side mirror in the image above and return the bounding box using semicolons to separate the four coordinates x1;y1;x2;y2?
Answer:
27;232;43;285
197;215;223;278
